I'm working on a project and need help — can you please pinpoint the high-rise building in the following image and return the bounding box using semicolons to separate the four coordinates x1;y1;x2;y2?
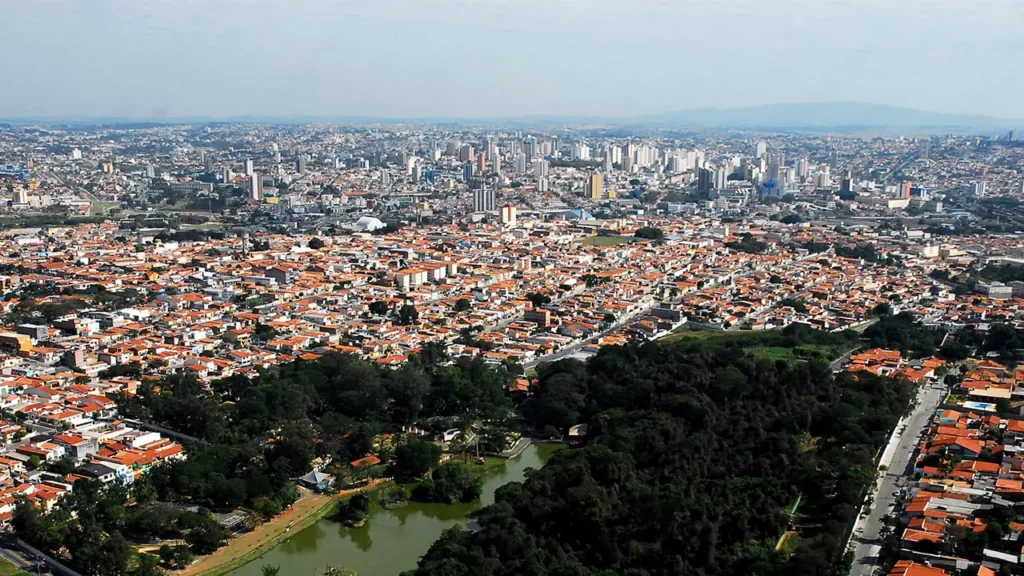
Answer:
523;136;536;161
473;188;496;212
459;144;475;163
15;187;28;205
477;153;487;175
245;159;254;176
514;153;527;174
492;152;502;175
588;173;604;200
537;177;549;192
795;158;809;179
249;173;263;201
534;159;549;179
295;156;306;174
714;167;728;190
897;181;912;199
755;141;767;158
604;152;613;174
1007;130;1015;142
71;148;82;160
500;204;517;226
381;171;392;189
463;162;474;182
973;181;987;197
411;164;422;183
697;168;713;194
572;143;591;161
146;164;156;179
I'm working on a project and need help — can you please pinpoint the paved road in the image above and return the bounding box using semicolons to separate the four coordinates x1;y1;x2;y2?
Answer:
0;542;52;576
848;382;946;576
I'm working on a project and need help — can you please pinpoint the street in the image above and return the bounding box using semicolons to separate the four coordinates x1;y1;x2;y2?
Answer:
847;382;946;576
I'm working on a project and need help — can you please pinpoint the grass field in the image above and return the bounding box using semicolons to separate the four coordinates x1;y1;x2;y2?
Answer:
0;556;29;576
576;236;633;246
660;326;855;363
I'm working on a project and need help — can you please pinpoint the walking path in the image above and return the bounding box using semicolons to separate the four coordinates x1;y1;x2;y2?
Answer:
182;480;387;576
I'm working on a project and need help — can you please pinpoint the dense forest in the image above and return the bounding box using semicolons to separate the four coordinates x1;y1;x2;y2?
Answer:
404;339;914;576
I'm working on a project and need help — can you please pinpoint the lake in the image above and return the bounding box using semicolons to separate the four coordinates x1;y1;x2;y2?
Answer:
229;443;563;576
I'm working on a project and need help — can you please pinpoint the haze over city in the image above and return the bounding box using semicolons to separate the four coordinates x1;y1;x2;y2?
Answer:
3;0;1024;120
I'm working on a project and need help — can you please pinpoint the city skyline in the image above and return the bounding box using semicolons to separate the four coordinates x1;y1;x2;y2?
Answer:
4;0;1024;121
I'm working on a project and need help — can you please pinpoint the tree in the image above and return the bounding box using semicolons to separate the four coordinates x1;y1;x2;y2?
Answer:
780;214;803;225
634;227;664;240
368;301;389;316
397;304;419;326
393;439;442;480
411;463;483;504
134;553;164;576
454;298;472;312
342;493;371;525
308;236;325;250
185;515;225;555
527;293;551;309
262;566;282;576
27;455;41;470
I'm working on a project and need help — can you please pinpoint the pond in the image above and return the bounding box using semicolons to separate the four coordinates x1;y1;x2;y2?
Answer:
229;443;563;576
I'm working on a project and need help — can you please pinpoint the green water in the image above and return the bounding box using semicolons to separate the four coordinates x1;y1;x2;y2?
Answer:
229;443;563;576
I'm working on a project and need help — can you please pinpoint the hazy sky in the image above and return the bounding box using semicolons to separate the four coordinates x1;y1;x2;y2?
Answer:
3;0;1023;120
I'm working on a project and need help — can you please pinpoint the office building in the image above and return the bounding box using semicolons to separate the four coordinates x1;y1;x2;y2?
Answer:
295;156;306;174
463;162;474;182
755;141;767;158
588;173;604;200
500;204;517;226
473;188;496;212
249;173;262;201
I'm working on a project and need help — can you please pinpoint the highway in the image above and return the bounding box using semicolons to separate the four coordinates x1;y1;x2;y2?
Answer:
847;381;946;576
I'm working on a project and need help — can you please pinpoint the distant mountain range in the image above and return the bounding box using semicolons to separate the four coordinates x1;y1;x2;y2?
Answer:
4;102;1022;132
627;102;1023;131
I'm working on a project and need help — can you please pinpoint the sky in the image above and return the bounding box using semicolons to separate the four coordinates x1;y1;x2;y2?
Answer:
3;0;1024;120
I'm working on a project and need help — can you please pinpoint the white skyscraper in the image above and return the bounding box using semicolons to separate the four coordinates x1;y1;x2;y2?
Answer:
473;188;496;212
572;143;591;161
537;177;549;192
245;159;254;176
973;181;987;197
146;165;156;178
514;153;527;174
249;173;262;201
755;141;767;158
71;148;82;160
534;159;549;179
